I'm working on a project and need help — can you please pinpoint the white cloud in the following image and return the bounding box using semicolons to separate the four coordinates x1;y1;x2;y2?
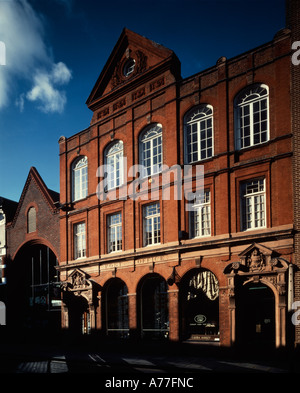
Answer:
26;64;71;113
51;62;72;85
0;0;72;113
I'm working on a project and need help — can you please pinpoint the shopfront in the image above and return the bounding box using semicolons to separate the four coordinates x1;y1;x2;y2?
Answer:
180;268;219;342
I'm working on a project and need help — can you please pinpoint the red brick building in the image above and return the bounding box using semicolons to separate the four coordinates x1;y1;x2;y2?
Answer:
5;167;61;333
58;19;295;347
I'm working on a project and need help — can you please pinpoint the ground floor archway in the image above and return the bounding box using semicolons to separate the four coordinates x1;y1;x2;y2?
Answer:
8;242;61;334
138;274;169;340
179;268;219;342
103;278;129;339
236;282;275;348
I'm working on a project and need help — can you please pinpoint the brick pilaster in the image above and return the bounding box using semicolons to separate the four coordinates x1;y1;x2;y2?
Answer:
287;0;300;346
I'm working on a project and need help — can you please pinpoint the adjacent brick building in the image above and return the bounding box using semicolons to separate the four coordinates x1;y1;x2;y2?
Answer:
5;167;61;333
58;17;295;348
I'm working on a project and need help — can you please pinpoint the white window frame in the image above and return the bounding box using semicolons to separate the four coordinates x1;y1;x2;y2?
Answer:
140;124;163;178
241;178;266;231
72;156;88;201
235;84;269;150
107;212;122;253
185;105;214;164
105;141;124;190
143;203;161;246
74;222;86;259
190;190;211;238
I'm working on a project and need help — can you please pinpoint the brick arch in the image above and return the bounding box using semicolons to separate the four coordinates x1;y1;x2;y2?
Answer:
177;262;222;287
12;237;59;262
134;271;168;294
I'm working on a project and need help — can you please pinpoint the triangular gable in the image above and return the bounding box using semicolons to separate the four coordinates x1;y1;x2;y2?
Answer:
238;242;274;259
9;167;59;227
86;28;180;109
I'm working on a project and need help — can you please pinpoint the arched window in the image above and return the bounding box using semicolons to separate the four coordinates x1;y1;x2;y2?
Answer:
105;141;123;190
140;123;162;177
185;105;213;163
27;206;36;233
72;156;88;201
235;84;269;150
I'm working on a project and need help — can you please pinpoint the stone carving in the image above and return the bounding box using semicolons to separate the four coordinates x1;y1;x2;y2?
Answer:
61;269;92;298
223;243;290;299
72;271;86;289
111;50;148;89
247;248;265;272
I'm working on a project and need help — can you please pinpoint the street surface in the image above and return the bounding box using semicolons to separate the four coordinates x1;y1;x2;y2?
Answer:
0;336;298;377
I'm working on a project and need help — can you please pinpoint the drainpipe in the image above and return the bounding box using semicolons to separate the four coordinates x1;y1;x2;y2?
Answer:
288;263;294;312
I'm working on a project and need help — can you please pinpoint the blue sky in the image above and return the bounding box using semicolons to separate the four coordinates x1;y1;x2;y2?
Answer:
0;0;286;202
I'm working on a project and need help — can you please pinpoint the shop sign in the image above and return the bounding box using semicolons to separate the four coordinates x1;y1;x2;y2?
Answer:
194;314;206;325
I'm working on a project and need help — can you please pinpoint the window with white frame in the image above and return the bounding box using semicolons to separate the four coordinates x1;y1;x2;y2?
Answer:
72;156;88;201
190;190;211;237
143;203;160;246
235;84;269;150
107;212;122;253
241;178;266;231
185;105;213;163
74;222;86;259
140;124;162;177
105;141;123;190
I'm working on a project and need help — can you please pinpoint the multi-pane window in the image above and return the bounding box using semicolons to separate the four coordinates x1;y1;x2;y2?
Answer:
140;124;162;177
235;84;269;150
105;141;123;190
107;212;122;253
143;203;160;246
72;156;88;201
185;105;213;163
74;222;86;259
241;179;266;231
190;190;211;237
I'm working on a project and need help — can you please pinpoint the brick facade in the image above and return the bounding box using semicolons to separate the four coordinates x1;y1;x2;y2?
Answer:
5;167;60;331
287;0;300;347
58;26;295;347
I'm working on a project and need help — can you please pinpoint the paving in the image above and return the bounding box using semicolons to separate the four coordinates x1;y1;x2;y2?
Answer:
0;336;299;375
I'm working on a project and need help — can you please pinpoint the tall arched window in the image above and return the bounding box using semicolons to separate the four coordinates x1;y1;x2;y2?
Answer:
27;207;36;233
140;123;162;177
72;156;88;201
105;141;123;190
235;84;269;150
185;104;213;163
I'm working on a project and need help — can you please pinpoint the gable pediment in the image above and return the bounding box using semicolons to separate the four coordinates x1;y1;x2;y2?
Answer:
86;28;180;109
224;243;289;275
9;167;59;228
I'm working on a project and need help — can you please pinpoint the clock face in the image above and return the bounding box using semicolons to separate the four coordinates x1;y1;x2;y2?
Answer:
123;58;135;77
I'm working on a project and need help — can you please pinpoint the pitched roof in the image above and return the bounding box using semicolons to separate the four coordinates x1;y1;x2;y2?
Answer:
86;28;180;109
8;167;59;227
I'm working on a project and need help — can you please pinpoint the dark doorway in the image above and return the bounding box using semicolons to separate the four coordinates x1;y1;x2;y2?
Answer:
236;283;275;348
68;295;90;336
180;269;219;341
8;243;61;335
104;279;129;338
139;275;169;340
